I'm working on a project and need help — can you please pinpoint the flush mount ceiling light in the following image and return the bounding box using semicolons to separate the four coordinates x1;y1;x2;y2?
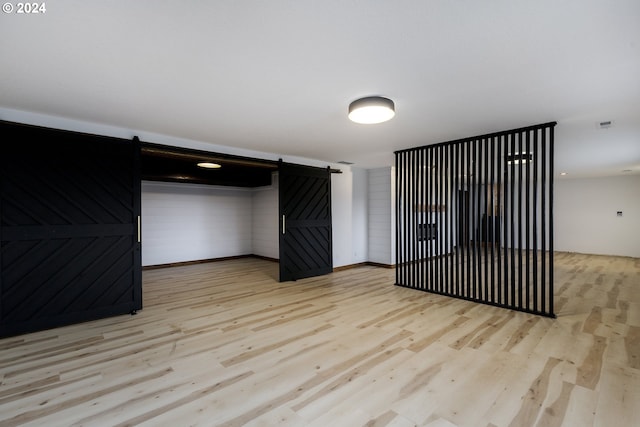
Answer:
348;96;395;124
197;162;221;169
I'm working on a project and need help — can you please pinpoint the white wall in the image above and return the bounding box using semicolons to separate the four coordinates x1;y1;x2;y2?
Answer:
368;167;396;265
331;167;369;267
142;181;252;266
351;168;369;263
555;175;640;258
251;173;279;259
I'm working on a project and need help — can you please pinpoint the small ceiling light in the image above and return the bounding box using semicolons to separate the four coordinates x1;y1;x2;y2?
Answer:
348;96;395;124
506;152;532;165
197;162;221;169
560;172;568;176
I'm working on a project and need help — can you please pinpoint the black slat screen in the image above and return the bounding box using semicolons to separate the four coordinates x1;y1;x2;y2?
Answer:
395;122;556;317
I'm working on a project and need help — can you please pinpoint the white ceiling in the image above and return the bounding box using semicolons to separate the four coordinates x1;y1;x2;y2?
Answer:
1;1;639;178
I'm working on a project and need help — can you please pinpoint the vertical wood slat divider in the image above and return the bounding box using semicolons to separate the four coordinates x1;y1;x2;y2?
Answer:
518;131;523;309
450;143;455;296
395;153;400;287
475;138;480;299
417;149;422;289
483;137;489;302
440;144;443;293
549;127;555;316
525;130;531;311
467;140;471;299
444;145;449;294
394;122;556;317
533;129;539;311
503;134;510;306
540;127;547;311
453;142;459;296
509;132;516;307
409;150;414;288
402;151;407;287
496;135;503;306
489;136;496;304
471;139;477;299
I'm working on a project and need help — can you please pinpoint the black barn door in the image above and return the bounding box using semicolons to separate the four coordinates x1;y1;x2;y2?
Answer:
0;121;141;337
278;163;332;282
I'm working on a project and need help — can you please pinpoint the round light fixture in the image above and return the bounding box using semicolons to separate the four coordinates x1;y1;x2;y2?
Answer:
348;96;395;124
197;162;221;169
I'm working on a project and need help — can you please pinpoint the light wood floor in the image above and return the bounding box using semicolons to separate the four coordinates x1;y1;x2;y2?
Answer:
0;253;638;426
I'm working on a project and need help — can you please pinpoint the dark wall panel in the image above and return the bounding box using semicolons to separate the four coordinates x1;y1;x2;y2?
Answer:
279;163;332;282
395;122;556;317
0;121;141;337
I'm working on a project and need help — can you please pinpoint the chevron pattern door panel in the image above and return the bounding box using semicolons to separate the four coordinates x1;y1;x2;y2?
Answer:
278;163;332;282
0;121;141;337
